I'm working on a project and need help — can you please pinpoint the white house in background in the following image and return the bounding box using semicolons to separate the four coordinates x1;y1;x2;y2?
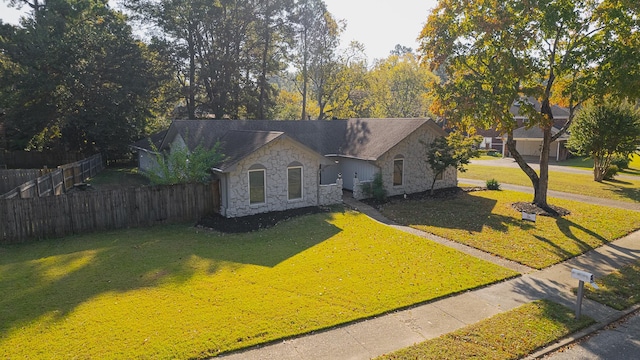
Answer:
132;118;456;218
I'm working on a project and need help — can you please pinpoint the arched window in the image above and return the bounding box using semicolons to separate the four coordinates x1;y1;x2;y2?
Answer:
248;164;266;205
393;155;404;186
287;162;303;200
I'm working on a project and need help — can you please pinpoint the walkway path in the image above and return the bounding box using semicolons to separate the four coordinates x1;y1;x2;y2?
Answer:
219;191;640;360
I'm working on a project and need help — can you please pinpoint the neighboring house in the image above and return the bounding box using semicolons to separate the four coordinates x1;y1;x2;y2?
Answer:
132;118;456;218
476;98;571;160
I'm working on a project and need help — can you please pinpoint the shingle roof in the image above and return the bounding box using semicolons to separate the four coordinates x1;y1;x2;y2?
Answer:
215;130;284;170
131;129;168;152
157;119;346;156
134;118;444;167
510;97;571;119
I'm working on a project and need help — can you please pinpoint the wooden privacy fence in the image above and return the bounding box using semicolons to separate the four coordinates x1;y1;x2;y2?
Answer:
0;181;220;244
0;169;54;194
0;154;104;199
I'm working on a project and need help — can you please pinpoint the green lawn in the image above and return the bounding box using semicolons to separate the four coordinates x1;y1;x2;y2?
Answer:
380;190;640;269
376;300;594;360
0;210;516;359
583;259;640;310
461;164;640;203
86;166;150;189
554;155;640;176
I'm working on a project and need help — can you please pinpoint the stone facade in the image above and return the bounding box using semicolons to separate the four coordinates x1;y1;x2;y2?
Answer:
318;178;343;206
351;125;457;200
222;137;340;218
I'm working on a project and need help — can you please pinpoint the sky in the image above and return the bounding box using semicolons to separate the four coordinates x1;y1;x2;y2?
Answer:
0;0;438;63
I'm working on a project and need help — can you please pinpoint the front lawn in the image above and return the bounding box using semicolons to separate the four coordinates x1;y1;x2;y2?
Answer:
0;210;516;359
583;258;640;310
380;190;640;269
376;300;594;360
461;164;640;203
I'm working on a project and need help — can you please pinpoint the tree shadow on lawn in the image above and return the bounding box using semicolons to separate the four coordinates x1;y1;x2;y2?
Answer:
0;213;340;340
398;192;535;234
531;216;614;267
602;179;640;203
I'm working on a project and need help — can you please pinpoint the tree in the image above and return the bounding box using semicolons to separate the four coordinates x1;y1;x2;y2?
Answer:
291;0;343;120
369;53;437;118
424;131;481;195
124;0;293;120
0;0;173;158
148;141;225;185
418;0;640;211
567;101;640;181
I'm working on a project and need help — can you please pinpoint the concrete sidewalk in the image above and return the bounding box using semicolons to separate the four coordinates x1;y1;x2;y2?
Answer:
219;195;640;360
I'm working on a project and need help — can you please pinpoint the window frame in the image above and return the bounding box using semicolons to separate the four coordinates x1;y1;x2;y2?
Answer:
393;157;404;186
248;168;266;205
287;165;304;201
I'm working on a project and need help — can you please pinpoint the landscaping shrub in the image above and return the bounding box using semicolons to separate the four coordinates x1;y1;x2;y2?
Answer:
362;172;386;201
611;154;630;170
604;165;619;180
486;178;500;190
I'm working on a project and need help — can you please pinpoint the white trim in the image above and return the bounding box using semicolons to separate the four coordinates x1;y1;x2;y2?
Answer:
248;169;266;205
287;166;304;201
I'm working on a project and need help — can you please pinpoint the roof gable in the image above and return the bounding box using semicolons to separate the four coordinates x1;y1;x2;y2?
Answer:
136;118;444;163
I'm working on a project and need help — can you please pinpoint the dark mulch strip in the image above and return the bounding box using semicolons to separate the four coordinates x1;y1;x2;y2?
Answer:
361;186;481;208
512;201;571;217
197;206;330;233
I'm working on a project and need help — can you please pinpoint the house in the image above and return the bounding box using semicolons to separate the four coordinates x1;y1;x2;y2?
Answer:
476;98;571;160
132;118;456;218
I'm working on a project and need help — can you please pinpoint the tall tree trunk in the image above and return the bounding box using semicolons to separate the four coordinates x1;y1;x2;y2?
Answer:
187;23;196;120
258;0;271;119
506;131;540;198
535;126;552;209
301;28;308;121
594;157;604;181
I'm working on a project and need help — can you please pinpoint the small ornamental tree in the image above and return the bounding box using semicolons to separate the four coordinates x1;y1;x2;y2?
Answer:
567;102;640;182
425;131;481;195
148;142;225;185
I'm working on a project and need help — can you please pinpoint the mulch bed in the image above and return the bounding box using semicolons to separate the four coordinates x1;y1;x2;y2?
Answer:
511;201;571;217
360;186;481;208
197;206;330;233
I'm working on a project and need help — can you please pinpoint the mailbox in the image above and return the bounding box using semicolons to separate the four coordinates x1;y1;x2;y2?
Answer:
571;269;594;283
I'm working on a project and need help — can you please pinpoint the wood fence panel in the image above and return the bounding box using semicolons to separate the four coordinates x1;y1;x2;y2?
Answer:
0;169;50;193
0;182;218;244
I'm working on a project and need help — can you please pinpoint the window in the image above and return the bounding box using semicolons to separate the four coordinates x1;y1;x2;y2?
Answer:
435;171;444;181
248;169;266;204
393;157;404;186
288;166;303;200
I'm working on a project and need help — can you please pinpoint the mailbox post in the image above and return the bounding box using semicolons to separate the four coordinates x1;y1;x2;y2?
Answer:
571;269;599;319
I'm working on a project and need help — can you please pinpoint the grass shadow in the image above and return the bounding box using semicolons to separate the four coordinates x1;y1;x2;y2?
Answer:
0;212;340;340
384;192;535;234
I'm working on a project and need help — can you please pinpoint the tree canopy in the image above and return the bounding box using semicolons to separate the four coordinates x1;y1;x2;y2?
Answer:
567;101;640;181
0;0;173;158
418;0;640;210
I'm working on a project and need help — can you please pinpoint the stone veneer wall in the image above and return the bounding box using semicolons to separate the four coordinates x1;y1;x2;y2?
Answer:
370;125;457;199
224;138;323;218
352;177;371;200
377;126;457;197
318;178;343;206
